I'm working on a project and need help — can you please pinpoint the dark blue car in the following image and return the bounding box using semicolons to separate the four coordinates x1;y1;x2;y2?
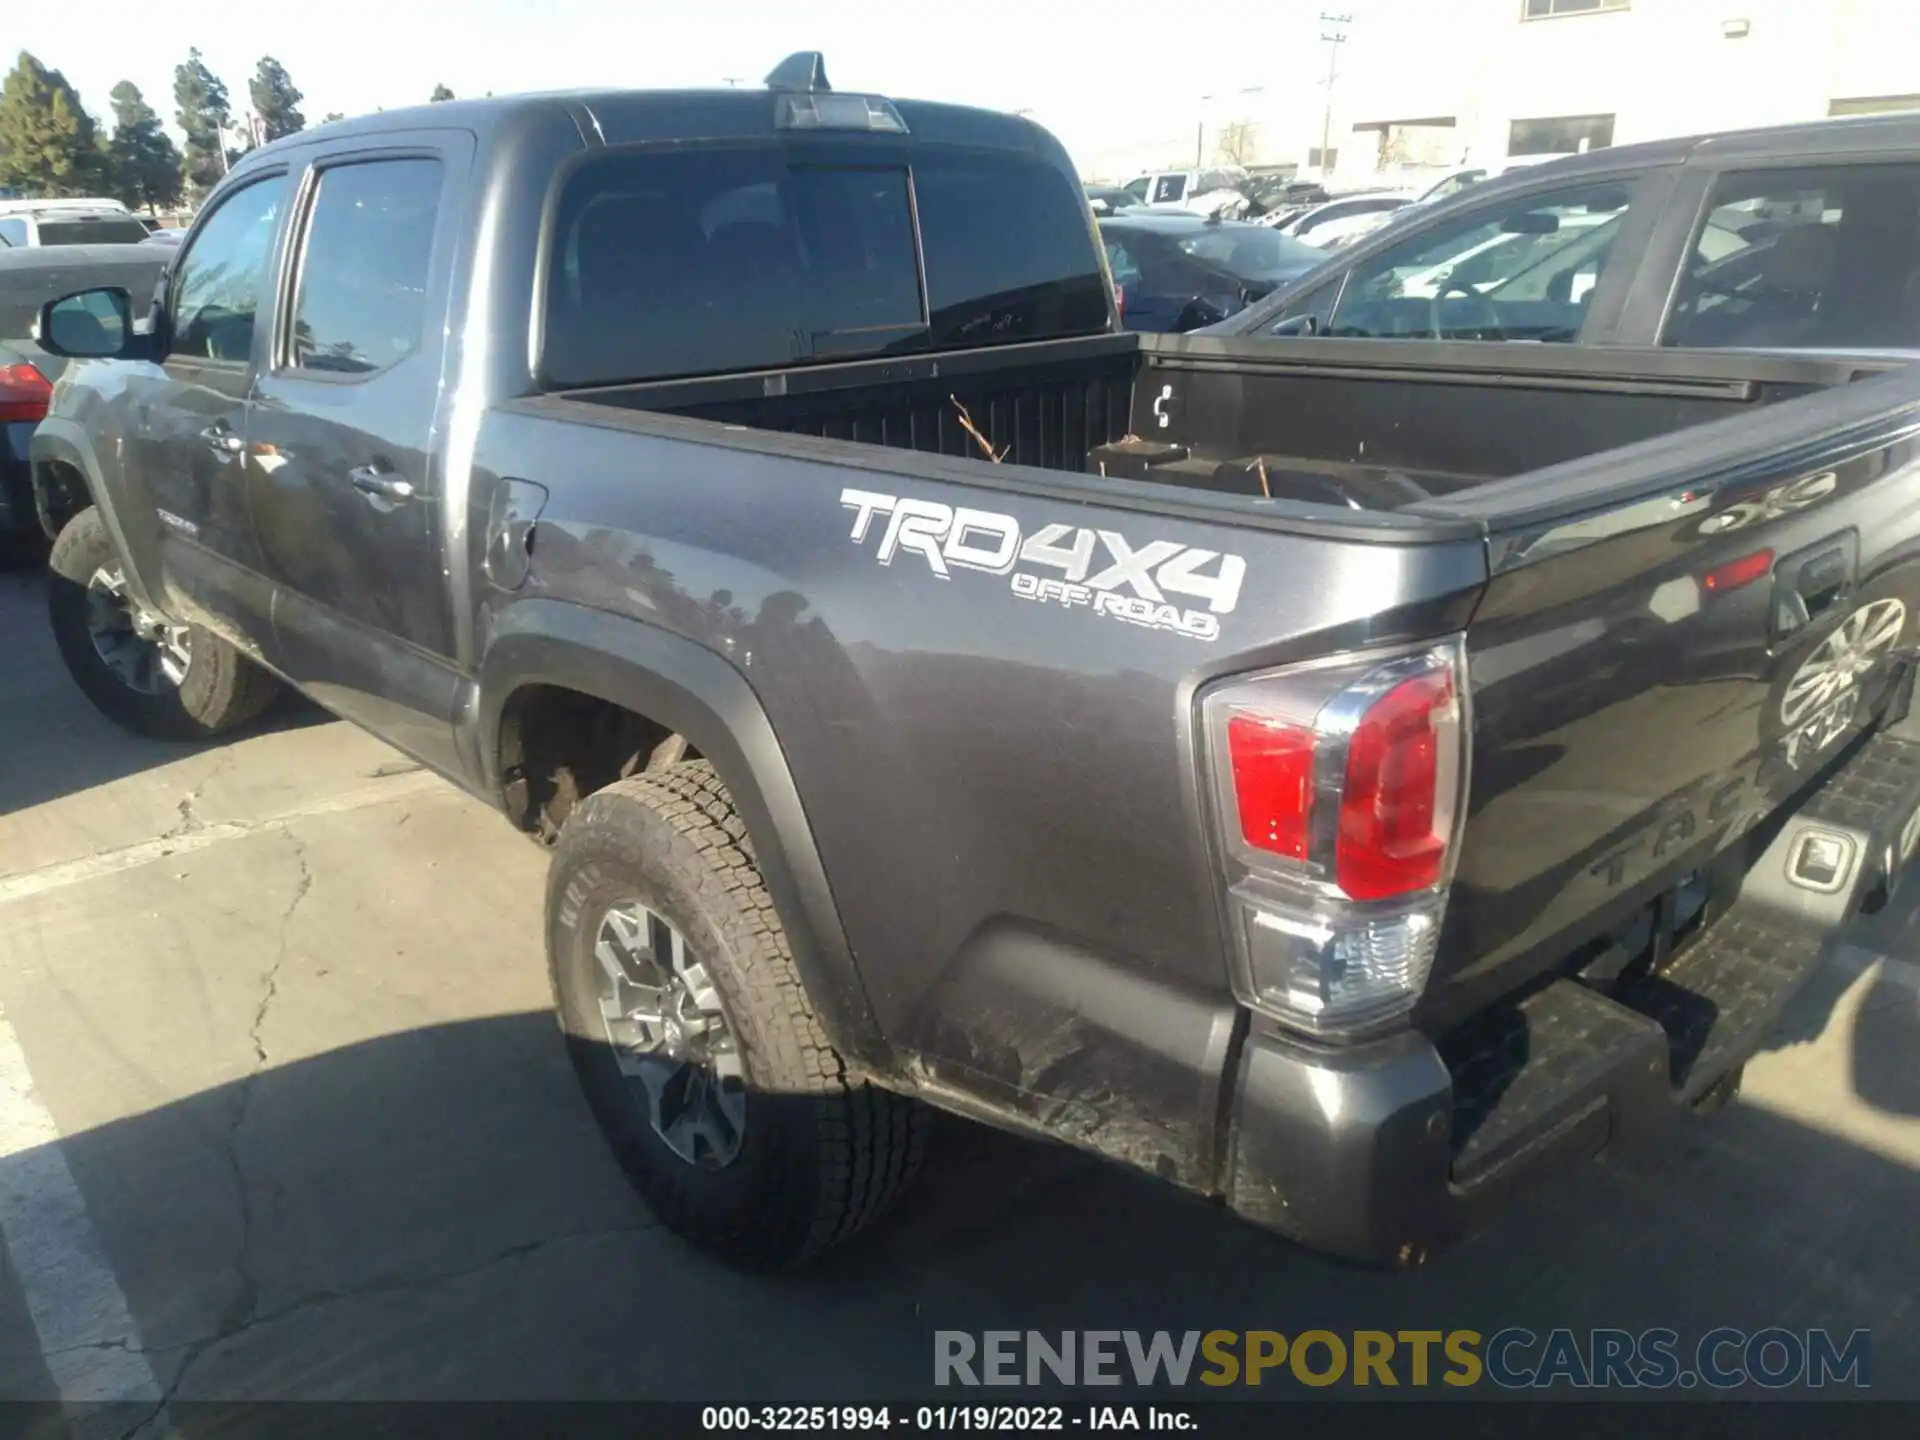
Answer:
1098;212;1327;332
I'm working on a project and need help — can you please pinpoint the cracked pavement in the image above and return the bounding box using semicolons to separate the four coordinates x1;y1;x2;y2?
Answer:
2;565;1920;1412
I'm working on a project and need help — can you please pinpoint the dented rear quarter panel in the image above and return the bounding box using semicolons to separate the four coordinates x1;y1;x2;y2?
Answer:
476;398;1488;1185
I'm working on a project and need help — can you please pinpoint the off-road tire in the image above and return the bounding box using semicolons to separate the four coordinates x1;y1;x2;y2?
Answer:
547;760;928;1269
47;506;281;741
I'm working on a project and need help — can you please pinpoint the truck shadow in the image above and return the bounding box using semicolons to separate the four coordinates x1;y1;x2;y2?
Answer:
0;1001;1909;1406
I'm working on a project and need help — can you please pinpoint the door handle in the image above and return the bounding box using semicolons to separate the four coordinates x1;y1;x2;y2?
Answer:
349;464;416;505
199;423;243;455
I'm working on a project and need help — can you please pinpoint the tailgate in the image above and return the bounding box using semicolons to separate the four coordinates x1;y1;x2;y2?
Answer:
1418;363;1920;1030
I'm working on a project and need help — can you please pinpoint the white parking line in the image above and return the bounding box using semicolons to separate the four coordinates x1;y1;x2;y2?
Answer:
0;771;448;1413
0;770;450;907
0;1001;163;1406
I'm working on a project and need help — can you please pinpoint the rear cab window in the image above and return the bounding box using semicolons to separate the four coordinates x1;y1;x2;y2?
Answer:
1663;163;1920;351
542;142;1110;387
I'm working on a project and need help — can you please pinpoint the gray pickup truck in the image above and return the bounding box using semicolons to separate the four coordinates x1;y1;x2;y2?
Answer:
29;55;1920;1272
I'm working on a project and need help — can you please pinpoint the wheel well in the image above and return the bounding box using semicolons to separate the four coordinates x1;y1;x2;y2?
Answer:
496;684;700;843
32;458;90;541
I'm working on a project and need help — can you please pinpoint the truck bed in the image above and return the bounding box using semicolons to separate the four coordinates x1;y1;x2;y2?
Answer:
558;332;1904;518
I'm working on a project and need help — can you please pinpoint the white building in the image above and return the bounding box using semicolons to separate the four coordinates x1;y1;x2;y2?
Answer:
1076;0;1920;188
1323;0;1920;185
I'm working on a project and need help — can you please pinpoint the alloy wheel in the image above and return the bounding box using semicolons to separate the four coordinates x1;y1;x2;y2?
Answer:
85;566;192;695
1779;598;1906;730
593;901;746;1169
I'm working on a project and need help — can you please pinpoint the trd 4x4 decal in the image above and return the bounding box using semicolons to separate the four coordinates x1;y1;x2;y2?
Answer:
839;488;1247;642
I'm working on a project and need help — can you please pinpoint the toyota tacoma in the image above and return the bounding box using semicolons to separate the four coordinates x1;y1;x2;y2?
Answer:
28;55;1920;1270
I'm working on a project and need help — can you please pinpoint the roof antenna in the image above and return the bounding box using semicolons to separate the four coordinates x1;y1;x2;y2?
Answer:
765;52;831;92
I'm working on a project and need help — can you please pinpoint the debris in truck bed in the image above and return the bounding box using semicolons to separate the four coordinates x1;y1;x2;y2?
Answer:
949;395;1007;463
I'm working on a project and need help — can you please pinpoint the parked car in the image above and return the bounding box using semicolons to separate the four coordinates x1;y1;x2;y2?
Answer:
1404;155;1567;208
1411;166;1491;205
0;244;166;548
141;227;189;246
1264;192;1411;247
1083;185;1141;216
1099;211;1326;331
1227;111;1920;353
29;58;1920;1277
1245;177;1327;218
1123;166;1252;219
0;200;153;249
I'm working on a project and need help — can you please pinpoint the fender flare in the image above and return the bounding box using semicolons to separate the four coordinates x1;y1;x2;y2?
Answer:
29;418;166;614
475;598;892;1073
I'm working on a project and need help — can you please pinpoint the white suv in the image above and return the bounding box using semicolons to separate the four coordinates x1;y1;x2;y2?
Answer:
0;200;153;248
1123;168;1252;220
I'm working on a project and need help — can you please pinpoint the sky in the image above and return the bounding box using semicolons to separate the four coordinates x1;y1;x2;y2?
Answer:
12;0;1373;172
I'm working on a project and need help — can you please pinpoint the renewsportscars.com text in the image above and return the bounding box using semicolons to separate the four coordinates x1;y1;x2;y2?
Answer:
934;1328;1870;1390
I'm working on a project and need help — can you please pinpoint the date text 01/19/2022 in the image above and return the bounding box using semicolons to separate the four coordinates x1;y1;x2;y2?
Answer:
700;1406;1196;1432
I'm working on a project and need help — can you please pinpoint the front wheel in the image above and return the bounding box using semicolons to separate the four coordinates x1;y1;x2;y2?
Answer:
47;506;281;742
546;761;928;1270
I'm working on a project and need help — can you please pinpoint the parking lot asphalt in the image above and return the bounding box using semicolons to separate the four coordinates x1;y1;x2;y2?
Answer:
1;561;1918;1419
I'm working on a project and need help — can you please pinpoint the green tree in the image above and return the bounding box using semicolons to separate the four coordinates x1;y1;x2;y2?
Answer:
429;83;454;103
106;81;183;212
0;51;103;197
174;47;231;202
248;56;304;141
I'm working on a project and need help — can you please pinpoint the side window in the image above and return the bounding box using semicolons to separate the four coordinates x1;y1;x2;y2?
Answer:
0;219;25;247
170;175;289;363
1104;241;1142;288
287;158;442;375
1124;178;1150;201
1664;164;1920;351
1326;178;1637;341
1151;174;1189;204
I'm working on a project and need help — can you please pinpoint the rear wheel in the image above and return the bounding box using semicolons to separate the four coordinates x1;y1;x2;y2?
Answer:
546;761;928;1269
47;507;281;741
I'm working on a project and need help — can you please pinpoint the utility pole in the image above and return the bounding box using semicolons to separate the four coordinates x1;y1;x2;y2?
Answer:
1318;12;1352;179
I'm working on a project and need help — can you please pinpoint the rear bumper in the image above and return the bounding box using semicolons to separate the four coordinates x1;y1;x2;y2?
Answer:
1221;730;1920;1267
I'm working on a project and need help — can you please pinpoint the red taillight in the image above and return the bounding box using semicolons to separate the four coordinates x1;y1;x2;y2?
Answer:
1203;641;1467;1036
1702;548;1774;595
1226;713;1316;859
0;362;52;424
1212;649;1463;901
1114;282;1126;319
1337;669;1454;900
